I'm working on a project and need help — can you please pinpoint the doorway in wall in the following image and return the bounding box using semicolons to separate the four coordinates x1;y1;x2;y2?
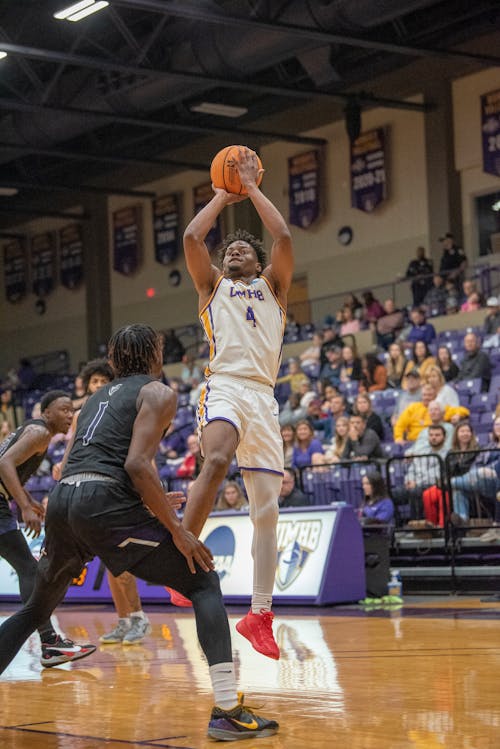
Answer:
287;274;311;324
475;190;500;255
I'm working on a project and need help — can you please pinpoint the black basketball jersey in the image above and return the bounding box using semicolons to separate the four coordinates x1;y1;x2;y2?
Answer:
62;374;154;488
0;418;49;495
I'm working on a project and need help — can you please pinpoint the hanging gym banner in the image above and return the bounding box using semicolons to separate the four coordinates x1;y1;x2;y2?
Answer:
31;231;56;297
193;183;223;252
288;150;321;229
481;88;500;178
113;205;142;276
153;193;181;265
3;237;28;303
351;127;388;213
59;223;84;289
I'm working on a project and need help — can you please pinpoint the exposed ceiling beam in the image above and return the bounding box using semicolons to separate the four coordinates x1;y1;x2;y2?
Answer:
0;142;209;171
0;179;156;199
0;42;429;113
112;0;500;66
0;207;89;220
0;97;328;146
0;231;25;239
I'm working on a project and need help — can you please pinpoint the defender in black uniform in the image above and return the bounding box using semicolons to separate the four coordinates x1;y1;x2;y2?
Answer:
0;325;278;742
0;390;96;666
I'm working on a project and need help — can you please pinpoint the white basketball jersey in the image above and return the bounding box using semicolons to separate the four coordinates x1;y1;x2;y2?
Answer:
200;275;286;387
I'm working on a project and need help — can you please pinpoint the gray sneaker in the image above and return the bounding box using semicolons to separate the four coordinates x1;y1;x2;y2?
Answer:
100;618;131;644
122;616;151;645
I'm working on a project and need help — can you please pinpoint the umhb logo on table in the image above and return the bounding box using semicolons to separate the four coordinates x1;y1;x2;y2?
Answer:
275;519;321;590
204;526;235;580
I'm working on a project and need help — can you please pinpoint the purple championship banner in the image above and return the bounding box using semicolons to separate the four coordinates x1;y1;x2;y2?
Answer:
288;150;321;229
3;237;28;303
481;88;500;178
31;231;57;297
193;183;223;252
350;127;387;213
59;223;84;290
113;205;142;276
153;193;181;265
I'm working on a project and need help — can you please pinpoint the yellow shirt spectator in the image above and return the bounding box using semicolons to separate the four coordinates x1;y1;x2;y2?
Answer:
393;383;469;442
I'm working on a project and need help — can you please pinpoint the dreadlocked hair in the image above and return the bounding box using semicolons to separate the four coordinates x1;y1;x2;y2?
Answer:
217;228;267;271
108;324;160;378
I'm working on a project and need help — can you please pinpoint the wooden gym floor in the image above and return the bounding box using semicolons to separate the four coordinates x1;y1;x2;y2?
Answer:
1;597;499;748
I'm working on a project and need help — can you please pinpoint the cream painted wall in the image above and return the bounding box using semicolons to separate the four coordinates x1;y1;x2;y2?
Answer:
453;68;500;260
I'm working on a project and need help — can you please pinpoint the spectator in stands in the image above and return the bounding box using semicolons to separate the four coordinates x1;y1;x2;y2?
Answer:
338;306;361;336
180;352;202;389
353;393;385;441
449;419;500;523
70;373;86;406
360;472;394;525
214;480;248;512
340;345;362;383
279;392;307;428
394;383;469;444
306;398;332;441
359;353;387;393
276;358;310;393
343;292;364;320
483;297;500;336
0;420;13;440
438;233;467;287
321;392;348;428
319;326;343;369
385;342;408;389
423;366;459;408
292;419;324;469
281;424;296;468
400;425;449;520
0;388;24;429
176;433;202;478
299;331;323;370
17;358;36;390
461;290;482;313
320;383;340;412
391;369;422;426
319;344;343;390
375;299;405;350
342;413;384;460
402;340;436;387
284;311;301;340
423;275;448;317
157;422;187;462
278;468;309;508
409;400;454;452
161;328;185;364
406;307;436;345
362;291;385;326
456;332;491;392
323;416;350;463
448;421;481;521
405;246;434;307
436;345;459;383
297;380;316;410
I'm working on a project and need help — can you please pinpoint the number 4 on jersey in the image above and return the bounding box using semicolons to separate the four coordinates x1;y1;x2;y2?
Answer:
246;305;257;327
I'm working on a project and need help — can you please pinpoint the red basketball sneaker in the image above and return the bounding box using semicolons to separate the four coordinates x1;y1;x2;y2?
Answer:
166;587;192;607
236;609;280;660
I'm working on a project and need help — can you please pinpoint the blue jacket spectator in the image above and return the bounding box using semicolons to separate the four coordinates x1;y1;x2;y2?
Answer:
406;307;436;344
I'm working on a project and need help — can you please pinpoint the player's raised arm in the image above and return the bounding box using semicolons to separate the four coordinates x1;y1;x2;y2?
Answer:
236;148;294;304
183;191;241;300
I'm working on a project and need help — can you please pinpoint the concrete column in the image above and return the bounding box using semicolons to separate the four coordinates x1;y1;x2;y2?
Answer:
424;80;462;267
81;195;112;359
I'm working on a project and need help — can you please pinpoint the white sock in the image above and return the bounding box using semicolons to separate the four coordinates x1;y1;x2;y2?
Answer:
209;662;238;709
129;610;146;620
118;616;131;625
251;592;272;614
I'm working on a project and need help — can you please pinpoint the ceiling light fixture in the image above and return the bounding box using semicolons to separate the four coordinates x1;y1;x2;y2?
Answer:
0;51;7;60
492;200;500;212
0;187;18;196
190;102;248;118
54;0;109;22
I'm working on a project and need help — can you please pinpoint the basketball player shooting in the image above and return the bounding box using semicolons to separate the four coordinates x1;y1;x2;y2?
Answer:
183;146;294;660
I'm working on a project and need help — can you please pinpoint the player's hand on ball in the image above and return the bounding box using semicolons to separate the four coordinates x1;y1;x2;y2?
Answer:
236;147;264;189
211;184;247;204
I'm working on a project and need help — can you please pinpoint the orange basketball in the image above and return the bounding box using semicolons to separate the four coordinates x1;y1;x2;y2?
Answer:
210;145;263;195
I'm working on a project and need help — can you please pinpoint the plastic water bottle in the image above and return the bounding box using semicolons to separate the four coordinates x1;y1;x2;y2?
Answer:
387;569;402;598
